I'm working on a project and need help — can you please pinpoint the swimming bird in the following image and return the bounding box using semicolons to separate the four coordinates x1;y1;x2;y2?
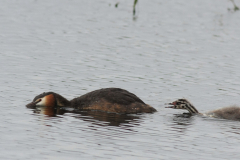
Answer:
26;88;157;114
166;99;240;120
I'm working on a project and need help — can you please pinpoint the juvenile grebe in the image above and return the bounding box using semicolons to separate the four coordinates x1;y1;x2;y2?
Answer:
26;88;157;114
166;99;240;120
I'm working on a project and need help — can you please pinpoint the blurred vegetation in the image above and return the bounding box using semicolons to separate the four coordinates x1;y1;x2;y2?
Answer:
114;0;138;15
133;0;138;15
131;0;239;14
131;0;239;13
114;0;239;16
230;0;239;11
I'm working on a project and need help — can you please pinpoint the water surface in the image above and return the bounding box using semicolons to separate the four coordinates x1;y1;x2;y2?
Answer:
0;0;240;159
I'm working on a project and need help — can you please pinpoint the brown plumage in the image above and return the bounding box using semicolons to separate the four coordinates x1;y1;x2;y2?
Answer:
26;88;157;114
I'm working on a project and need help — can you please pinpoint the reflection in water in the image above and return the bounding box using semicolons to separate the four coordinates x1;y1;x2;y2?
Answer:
229;126;240;135
33;106;66;117
200;116;240;137
71;111;141;127
28;106;142;127
169;113;194;133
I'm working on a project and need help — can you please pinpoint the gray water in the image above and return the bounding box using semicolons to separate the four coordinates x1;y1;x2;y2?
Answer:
1;0;240;159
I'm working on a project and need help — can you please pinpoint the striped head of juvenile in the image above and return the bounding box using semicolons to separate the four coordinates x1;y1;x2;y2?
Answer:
165;99;199;114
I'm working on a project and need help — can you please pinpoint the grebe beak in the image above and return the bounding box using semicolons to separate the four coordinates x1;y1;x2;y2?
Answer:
165;103;174;108
26;99;42;108
26;101;38;108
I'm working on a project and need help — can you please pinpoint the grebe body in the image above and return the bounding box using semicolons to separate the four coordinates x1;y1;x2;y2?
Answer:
26;88;157;114
166;99;240;120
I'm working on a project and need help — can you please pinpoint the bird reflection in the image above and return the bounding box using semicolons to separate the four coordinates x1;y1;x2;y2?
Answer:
169;113;194;133
28;106;142;127
33;106;66;117
71;111;141;126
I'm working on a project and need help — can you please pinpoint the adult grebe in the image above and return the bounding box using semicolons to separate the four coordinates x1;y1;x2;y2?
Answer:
26;88;157;114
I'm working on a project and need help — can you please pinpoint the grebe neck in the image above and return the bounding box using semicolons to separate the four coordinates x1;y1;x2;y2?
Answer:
185;103;199;114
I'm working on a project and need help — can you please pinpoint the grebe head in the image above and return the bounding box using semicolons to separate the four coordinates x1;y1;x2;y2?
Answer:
26;92;56;108
165;99;189;109
165;99;199;114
